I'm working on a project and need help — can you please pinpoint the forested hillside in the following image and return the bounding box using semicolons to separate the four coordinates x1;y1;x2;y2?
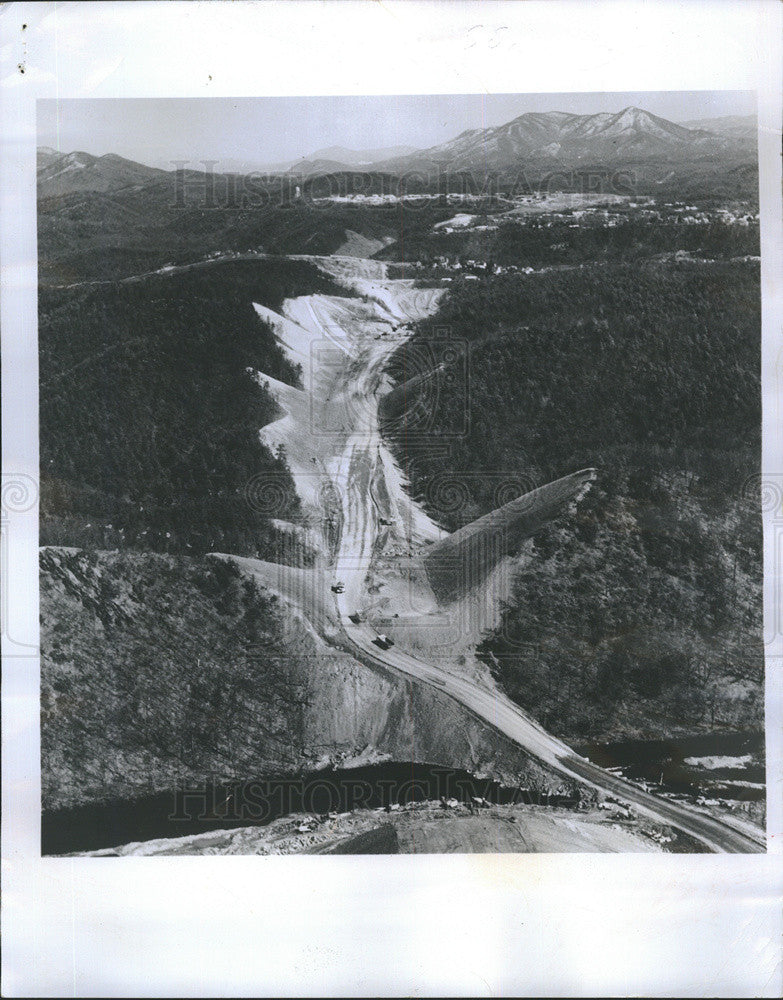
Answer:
40;259;345;555
41;550;307;811
387;253;763;741
37;173;452;284
380;214;760;269
41;547;554;825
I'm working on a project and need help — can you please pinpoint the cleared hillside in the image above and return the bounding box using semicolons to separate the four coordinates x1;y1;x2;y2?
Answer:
40;547;565;815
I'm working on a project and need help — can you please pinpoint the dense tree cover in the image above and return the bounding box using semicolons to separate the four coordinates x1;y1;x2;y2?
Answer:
492;215;757;265
38;177;454;284
477;479;763;740
39;259;341;555
40;550;315;811
381;215;759;269
391;259;760;508
38;161;757;285
388;257;762;740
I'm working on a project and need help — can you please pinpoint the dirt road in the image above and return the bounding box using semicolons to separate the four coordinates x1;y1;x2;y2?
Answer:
334;614;763;852
265;255;765;855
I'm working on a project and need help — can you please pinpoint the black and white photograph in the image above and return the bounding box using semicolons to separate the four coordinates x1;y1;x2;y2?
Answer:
3;2;782;997
37;89;765;856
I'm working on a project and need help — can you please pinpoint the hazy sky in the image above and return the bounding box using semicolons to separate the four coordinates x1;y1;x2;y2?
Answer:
38;91;755;169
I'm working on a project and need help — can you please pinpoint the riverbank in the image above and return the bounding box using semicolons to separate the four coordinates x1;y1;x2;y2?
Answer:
62;798;687;856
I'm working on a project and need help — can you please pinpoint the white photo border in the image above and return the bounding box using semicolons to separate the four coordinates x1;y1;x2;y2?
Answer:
2;2;782;996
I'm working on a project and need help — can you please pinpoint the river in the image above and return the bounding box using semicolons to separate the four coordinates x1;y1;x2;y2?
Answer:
42;761;579;855
575;730;765;802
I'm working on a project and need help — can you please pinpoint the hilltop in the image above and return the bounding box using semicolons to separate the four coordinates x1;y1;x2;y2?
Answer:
365;106;753;173
37;148;166;198
37;106;756;198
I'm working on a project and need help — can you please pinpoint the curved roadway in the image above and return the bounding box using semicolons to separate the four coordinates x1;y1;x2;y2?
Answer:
339;612;764;852
310;258;765;855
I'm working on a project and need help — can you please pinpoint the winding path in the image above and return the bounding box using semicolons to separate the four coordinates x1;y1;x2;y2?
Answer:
298;257;765;855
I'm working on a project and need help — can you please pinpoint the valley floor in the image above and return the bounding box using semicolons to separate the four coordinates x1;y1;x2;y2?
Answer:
39;200;764;855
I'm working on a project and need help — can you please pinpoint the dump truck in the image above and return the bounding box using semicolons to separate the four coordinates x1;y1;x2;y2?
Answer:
372;634;394;650
331;582;345;594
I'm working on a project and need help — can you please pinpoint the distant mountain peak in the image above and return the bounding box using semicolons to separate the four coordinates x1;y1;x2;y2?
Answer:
37;104;754;198
294;143;421;169
372;105;749;173
37;147;163;198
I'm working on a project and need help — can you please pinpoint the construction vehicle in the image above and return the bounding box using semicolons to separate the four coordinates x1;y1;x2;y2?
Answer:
372;633;394;650
331;582;345;594
348;612;363;624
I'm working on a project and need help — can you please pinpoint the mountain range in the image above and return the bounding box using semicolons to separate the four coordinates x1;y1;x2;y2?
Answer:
680;114;758;143
37;148;165;198
219;145;421;175
373;107;753;173
294;143;419;167
38;108;756;197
